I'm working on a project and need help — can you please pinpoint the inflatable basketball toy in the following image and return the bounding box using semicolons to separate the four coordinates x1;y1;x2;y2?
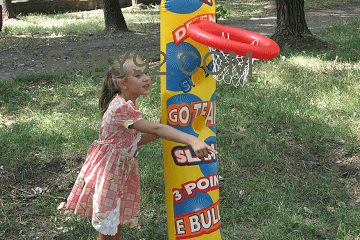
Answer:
187;20;280;86
160;1;280;239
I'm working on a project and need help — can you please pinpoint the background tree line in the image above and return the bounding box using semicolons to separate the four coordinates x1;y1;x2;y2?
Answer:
1;0;328;51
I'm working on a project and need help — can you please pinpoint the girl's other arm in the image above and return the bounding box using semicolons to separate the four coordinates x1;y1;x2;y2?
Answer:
131;119;217;158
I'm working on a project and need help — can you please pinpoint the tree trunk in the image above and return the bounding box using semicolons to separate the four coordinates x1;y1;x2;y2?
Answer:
132;0;138;6
271;0;330;51
273;0;311;37
0;5;2;32
2;0;15;19
102;0;128;32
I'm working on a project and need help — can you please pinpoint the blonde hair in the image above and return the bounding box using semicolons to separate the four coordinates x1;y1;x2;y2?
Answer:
98;54;136;117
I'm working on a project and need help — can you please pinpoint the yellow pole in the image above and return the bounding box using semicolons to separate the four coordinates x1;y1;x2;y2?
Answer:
160;0;222;239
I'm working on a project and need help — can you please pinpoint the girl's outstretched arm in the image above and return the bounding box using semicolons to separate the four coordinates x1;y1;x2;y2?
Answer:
137;133;159;146
131;119;217;158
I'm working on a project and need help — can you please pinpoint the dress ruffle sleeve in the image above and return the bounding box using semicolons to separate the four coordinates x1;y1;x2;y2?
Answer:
112;100;143;129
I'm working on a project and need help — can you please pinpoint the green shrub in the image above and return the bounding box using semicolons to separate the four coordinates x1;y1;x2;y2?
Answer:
216;4;229;19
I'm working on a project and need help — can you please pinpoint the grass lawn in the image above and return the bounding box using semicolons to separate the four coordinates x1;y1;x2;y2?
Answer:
1;1;360;240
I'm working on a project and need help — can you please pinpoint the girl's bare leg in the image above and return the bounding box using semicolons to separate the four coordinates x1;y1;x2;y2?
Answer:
97;225;122;240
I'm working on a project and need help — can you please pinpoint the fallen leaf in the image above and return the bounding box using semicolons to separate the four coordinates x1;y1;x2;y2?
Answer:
57;202;66;210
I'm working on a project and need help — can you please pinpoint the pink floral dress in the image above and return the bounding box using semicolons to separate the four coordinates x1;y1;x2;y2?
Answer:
66;95;143;236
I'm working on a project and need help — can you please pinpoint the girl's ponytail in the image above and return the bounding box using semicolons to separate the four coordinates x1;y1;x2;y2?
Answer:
99;55;135;117
98;68;121;117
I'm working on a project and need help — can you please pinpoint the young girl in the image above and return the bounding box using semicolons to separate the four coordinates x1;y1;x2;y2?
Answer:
66;55;217;240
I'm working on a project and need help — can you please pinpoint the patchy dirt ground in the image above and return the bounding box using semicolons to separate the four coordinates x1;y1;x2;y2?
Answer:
0;30;160;81
0;1;360;82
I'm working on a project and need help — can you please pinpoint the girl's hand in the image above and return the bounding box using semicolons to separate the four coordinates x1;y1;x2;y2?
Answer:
131;119;218;158
190;138;218;159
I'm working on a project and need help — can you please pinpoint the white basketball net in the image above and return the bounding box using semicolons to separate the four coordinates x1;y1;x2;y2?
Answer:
208;32;258;87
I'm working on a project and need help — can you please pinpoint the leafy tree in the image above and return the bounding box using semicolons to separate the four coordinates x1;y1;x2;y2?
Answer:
102;0;128;32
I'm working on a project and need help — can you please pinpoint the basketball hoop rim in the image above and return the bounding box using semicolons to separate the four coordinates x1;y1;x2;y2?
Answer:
187;20;280;59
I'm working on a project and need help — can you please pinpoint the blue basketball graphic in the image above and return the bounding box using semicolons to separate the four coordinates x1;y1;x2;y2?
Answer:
165;0;203;14
166;42;201;92
199;160;218;177
174;189;214;216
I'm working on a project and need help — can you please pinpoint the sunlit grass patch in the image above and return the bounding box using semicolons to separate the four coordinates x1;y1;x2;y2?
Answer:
122;6;160;32
1;7;160;37
215;0;272;20
216;0;358;20
3;11;105;36
251;54;360;140
305;0;360;10
315;17;360;61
